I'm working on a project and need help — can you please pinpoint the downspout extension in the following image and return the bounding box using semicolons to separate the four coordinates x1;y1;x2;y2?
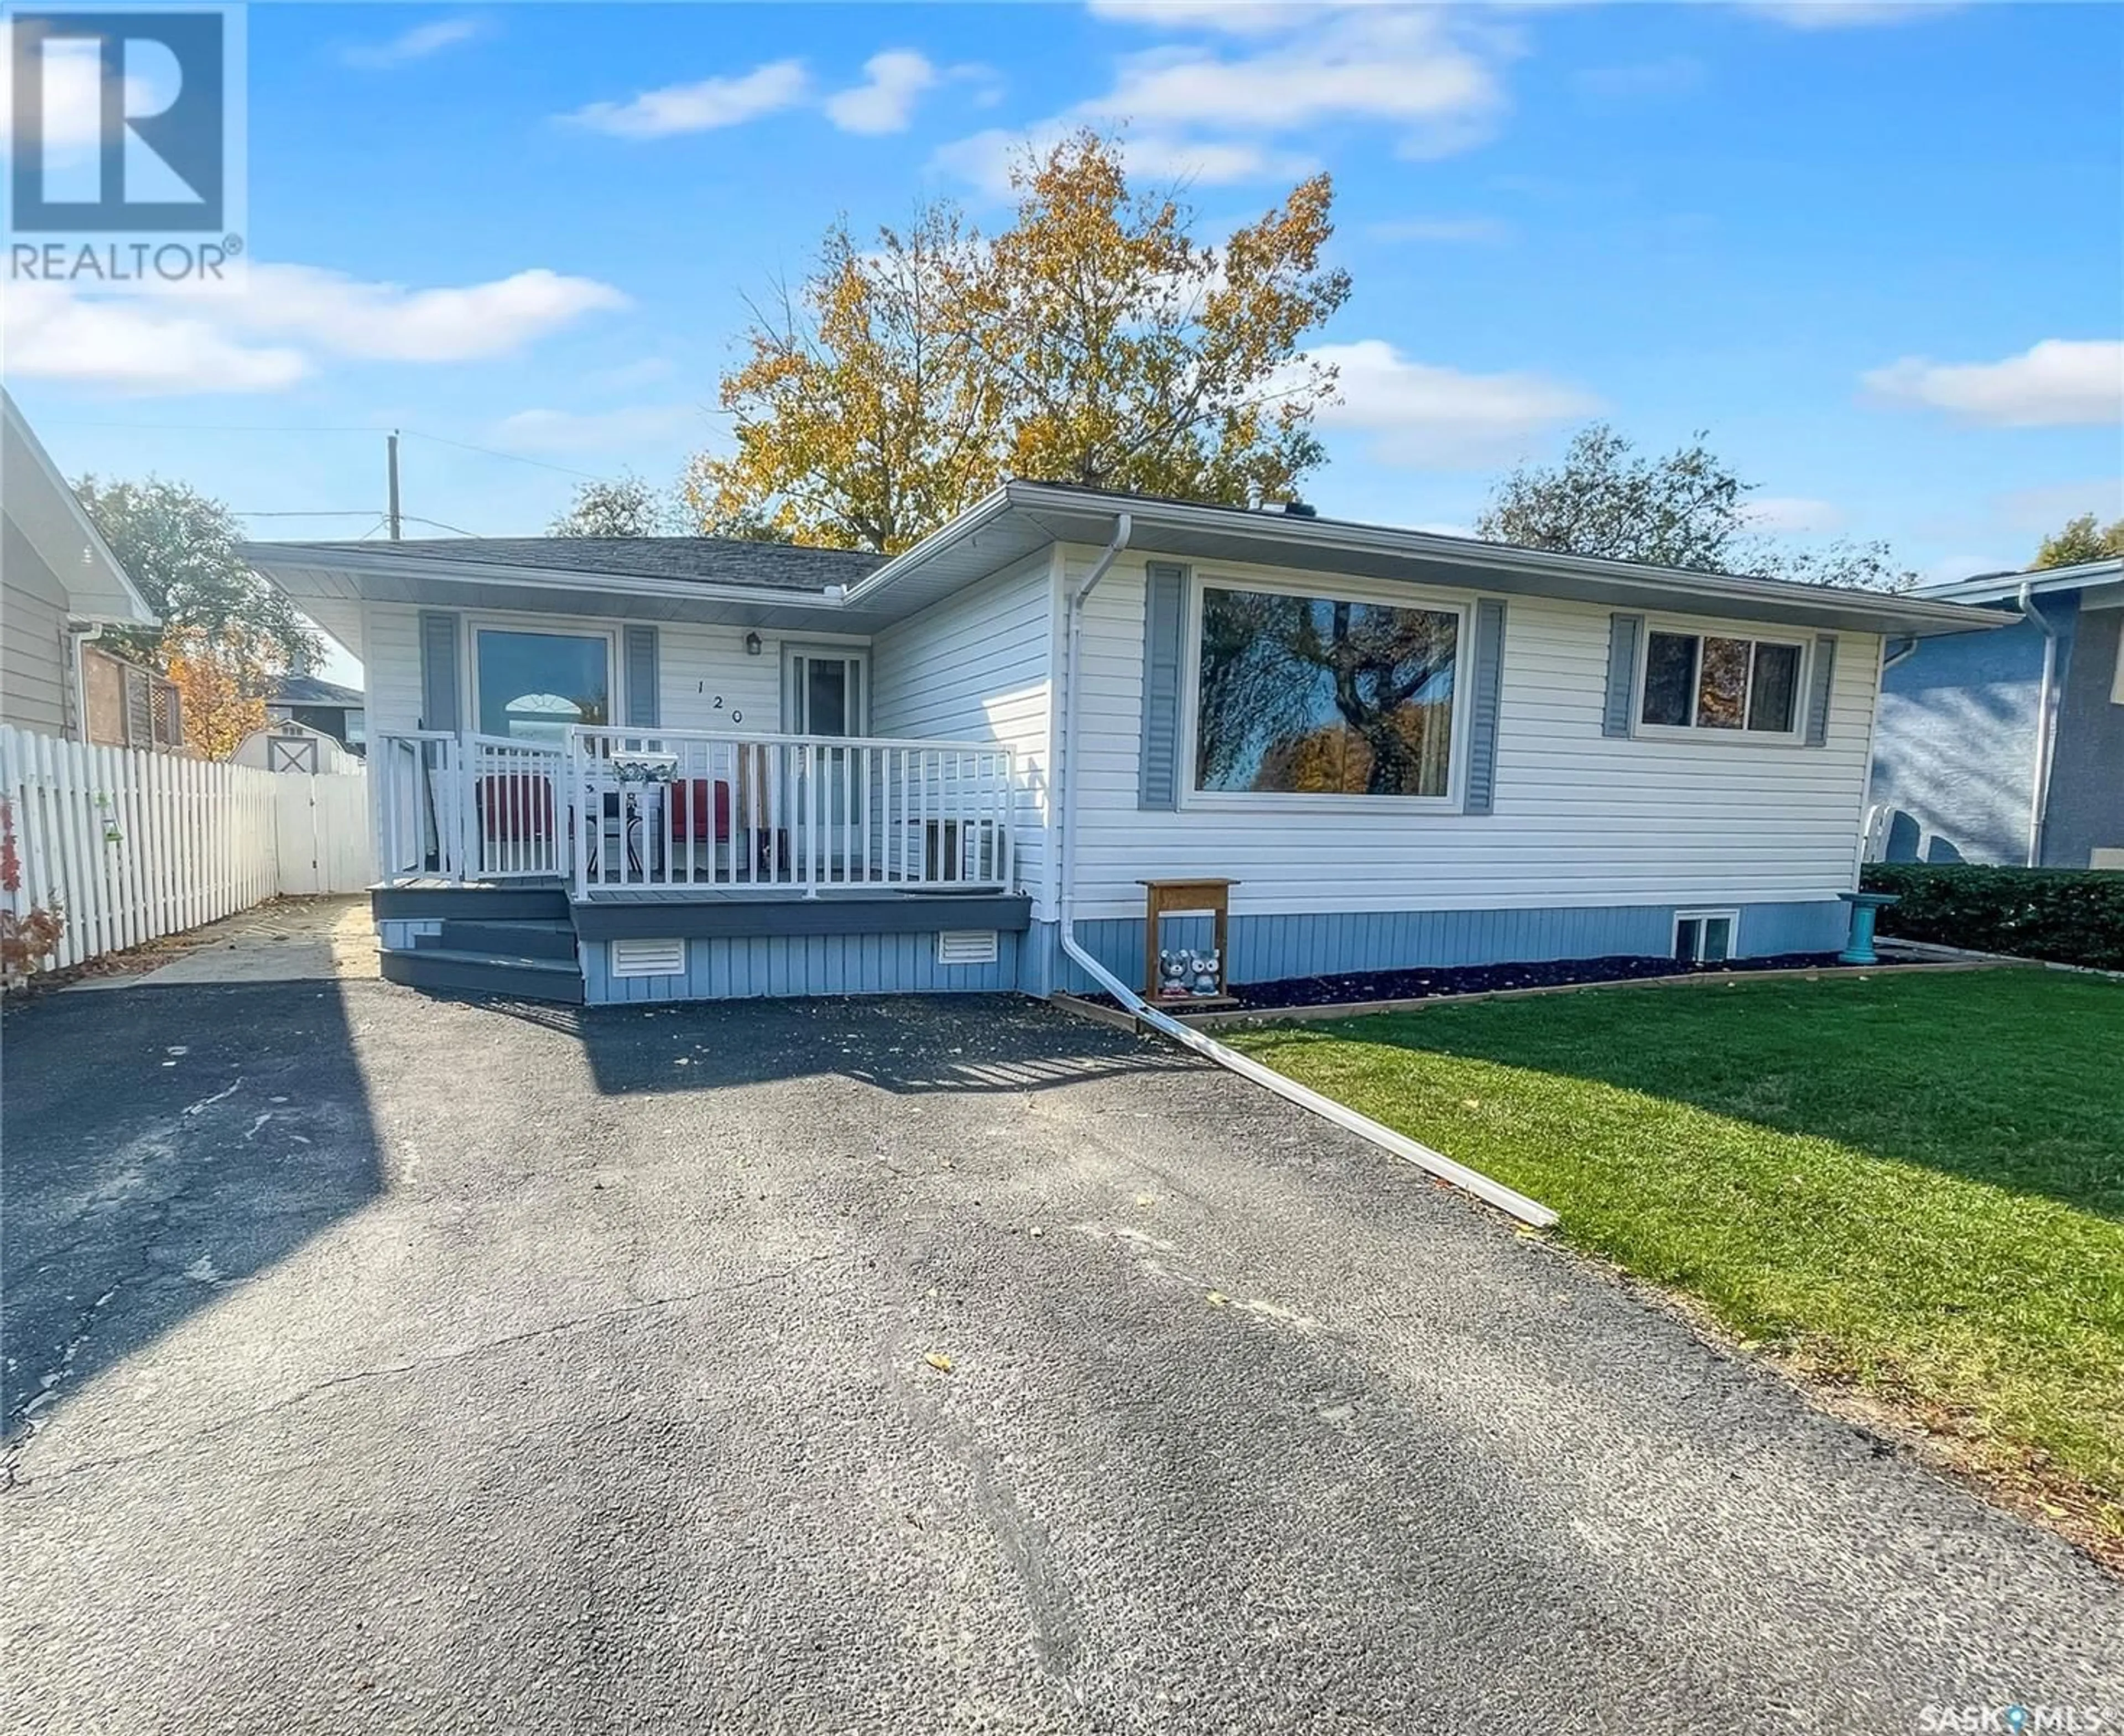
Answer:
1051;515;1558;1230
2018;583;2061;869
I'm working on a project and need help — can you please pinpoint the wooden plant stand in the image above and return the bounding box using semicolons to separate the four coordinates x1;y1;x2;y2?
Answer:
1139;877;1239;1009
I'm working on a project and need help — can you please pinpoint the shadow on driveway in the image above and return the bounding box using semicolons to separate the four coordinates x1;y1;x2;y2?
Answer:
473;990;1194;1099
2;981;383;1441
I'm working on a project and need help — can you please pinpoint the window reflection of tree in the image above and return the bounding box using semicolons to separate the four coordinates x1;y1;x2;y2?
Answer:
1196;587;1458;796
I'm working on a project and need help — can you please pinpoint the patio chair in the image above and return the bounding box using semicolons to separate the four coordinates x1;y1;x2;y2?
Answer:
668;778;733;879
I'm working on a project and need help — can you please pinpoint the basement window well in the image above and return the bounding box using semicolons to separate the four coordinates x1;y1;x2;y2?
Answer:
1673;911;1737;966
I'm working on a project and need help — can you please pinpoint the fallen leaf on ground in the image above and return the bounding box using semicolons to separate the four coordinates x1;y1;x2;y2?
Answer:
1206;1292;1229;1307
922;1352;954;1375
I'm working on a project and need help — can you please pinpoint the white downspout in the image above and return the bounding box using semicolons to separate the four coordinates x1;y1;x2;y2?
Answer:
2018;582;2061;868
65;622;106;743
1052;515;1556;1229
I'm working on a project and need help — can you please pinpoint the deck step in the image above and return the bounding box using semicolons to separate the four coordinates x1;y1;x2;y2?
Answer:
379;947;585;1005
372;884;570;923
423;919;579;961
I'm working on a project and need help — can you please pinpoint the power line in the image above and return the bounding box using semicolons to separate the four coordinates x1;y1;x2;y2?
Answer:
39;418;616;483
235;509;383;518
397;429;607;482
399;514;480;538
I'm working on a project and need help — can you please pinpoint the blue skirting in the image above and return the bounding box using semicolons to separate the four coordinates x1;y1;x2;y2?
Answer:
1024;900;1849;998
585;930;1024;1004
551;899;1849;1005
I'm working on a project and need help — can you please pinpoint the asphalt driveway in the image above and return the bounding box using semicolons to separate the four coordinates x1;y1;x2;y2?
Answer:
3;981;2117;1732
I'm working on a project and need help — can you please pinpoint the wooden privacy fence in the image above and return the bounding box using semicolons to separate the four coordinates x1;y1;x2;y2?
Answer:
0;724;374;974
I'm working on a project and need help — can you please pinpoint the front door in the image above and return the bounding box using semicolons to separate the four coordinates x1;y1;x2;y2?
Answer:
783;649;867;877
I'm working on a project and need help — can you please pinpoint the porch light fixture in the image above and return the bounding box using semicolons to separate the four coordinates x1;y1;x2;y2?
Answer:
745;632;762;656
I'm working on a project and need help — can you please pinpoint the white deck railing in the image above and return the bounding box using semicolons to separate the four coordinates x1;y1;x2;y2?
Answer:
373;725;1017;899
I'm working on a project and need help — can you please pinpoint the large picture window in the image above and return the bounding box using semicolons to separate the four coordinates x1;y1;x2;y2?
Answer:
475;628;612;742
1194;583;1460;799
1640;630;1803;735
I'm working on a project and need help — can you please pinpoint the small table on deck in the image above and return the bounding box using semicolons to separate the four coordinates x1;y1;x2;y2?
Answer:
1139;877;1239;1009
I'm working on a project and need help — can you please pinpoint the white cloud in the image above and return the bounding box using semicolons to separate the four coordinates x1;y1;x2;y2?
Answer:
1087;9;1508;155
1304;338;1600;468
939;6;1511;197
2;264;627;395
564;60;809;139
933;123;1308;198
826;50;939;134
1368;216;1512;244
1742;496;1847;535
1086;0;1318;34
220;265;628;363
490;404;697;453
341;18;485;71
3;283;309;393
1745;1;1959;28
1862;340;2124;428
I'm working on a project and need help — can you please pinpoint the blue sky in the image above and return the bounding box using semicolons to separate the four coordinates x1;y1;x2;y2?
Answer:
9;0;2121;686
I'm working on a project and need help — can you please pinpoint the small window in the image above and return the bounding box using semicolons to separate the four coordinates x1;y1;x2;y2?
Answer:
1641;632;1804;736
1673;911;1737;965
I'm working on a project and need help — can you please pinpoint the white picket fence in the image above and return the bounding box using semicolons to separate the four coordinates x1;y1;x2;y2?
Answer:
0;723;373;974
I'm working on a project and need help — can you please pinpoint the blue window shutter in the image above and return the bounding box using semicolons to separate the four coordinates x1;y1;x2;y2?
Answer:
624;624;659;728
1138;563;1186;810
418;611;460;733
1602;612;1643;737
1463;598;1506;815
1804;633;1836;747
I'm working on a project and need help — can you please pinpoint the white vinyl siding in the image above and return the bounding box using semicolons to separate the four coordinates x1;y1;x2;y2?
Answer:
870;553;1056;916
2;520;74;736
361;603;857;740
1065;550;1882;920
362;604;427;734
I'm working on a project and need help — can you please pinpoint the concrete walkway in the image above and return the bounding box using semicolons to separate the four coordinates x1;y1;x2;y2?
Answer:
66;894;377;988
4;984;2117;1733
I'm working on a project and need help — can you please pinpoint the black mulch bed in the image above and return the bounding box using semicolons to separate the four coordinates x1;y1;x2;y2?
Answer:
1086;951;1878;1015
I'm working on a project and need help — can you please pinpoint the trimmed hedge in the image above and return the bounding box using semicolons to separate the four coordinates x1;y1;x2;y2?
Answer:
1860;863;2124;971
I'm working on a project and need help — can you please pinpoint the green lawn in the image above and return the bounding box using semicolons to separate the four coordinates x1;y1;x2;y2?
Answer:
1228;969;2124;1540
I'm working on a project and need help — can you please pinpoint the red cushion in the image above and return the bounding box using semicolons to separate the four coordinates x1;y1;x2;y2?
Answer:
668;779;732;842
476;774;555;842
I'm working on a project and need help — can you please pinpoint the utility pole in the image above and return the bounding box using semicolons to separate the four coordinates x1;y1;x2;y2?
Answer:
386;431;402;541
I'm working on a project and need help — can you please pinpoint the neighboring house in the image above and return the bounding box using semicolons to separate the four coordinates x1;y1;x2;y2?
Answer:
244;483;1998;1007
1869;559;2124;870
231;717;361;775
2;391;163;742
266;672;365;754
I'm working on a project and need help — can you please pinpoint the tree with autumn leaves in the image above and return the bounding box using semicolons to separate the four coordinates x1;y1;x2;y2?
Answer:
686;131;1352;553
74;477;320;759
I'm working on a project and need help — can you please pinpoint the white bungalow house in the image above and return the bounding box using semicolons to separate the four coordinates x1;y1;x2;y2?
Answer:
243;483;2000;1007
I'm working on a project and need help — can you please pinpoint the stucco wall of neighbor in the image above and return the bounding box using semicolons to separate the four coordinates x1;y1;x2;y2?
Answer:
2042;602;2124;869
1872;607;2061;867
1020;900;1851;998
1;517;72;736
